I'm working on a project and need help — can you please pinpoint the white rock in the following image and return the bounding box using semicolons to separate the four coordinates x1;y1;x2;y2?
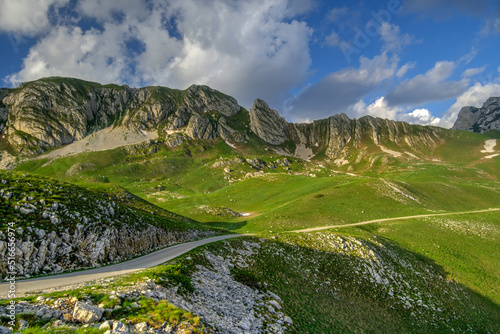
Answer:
99;320;112;330
112;321;130;333
72;301;103;323
268;300;281;310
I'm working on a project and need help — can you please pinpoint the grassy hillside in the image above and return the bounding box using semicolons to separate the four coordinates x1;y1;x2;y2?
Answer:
183;233;500;333
7;127;500;332
0;170;211;233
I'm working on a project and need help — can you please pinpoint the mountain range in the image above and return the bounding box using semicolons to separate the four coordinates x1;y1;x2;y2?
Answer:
2;77;497;164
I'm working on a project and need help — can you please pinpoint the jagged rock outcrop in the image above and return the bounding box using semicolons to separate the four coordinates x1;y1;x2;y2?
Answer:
185;114;217;140
247;99;442;159
452;97;500;133
249;99;289;145
0;222;215;278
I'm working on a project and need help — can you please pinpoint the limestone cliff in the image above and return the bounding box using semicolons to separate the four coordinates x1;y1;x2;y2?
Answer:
0;78;242;155
1;76;444;161
247;99;442;159
452;97;500;133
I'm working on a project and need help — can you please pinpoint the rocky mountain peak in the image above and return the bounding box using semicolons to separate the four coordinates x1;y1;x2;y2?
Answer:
452;97;500;133
249;99;289;145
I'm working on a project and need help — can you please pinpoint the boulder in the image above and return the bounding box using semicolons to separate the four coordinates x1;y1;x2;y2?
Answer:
72;302;103;323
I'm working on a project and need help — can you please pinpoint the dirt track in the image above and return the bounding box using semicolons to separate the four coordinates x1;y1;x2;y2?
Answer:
292;208;500;233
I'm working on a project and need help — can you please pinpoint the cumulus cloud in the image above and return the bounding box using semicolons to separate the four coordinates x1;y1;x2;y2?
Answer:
398;108;441;126
6;25;130;85
0;0;69;35
288;52;400;121
7;0;313;109
439;82;500;128
350;98;441;126
350;97;400;120
386;61;469;106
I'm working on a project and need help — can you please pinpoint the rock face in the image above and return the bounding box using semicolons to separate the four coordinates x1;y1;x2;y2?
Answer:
0;78;242;155
248;100;442;159
249;99;289;145
1;76;444;160
452;97;500;133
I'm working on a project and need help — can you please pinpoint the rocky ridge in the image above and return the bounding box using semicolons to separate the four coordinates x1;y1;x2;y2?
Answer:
1;77;444;162
452;97;500;133
249;99;442;159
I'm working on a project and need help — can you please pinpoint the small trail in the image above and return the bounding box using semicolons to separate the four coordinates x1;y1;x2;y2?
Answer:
292;208;500;233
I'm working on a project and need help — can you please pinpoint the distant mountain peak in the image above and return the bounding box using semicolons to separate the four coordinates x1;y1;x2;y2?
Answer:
452;97;500;133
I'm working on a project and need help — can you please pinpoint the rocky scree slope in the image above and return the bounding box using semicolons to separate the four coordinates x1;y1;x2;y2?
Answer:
0;171;217;278
1;77;444;161
452;97;500;133
0;242;291;334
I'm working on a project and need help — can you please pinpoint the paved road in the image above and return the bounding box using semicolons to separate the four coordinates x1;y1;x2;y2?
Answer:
292;208;500;233
0;234;243;298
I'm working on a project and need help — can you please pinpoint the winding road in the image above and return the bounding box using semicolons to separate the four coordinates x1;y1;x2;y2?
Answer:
0;234;242;299
2;208;499;298
292;208;500;233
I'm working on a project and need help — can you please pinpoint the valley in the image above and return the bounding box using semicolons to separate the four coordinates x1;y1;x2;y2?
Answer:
0;77;499;333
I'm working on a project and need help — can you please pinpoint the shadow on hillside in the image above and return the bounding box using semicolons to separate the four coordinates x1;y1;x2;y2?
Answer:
203;220;248;231
214;234;500;333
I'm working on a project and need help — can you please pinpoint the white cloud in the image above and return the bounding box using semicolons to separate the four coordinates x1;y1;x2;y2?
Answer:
463;66;486;78
350;97;400;120
0;0;69;35
386;61;469;106
350;98;441;126
288;52;401;121
7;25;130;85
77;0;149;22
398;108;441;126
7;0;313;109
396;62;416;78
439;82;500;128
380;22;415;53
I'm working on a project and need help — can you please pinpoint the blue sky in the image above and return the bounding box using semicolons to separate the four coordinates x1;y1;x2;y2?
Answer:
0;0;499;128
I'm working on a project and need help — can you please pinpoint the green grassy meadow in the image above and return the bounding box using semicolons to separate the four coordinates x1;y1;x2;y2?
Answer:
7;130;500;332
